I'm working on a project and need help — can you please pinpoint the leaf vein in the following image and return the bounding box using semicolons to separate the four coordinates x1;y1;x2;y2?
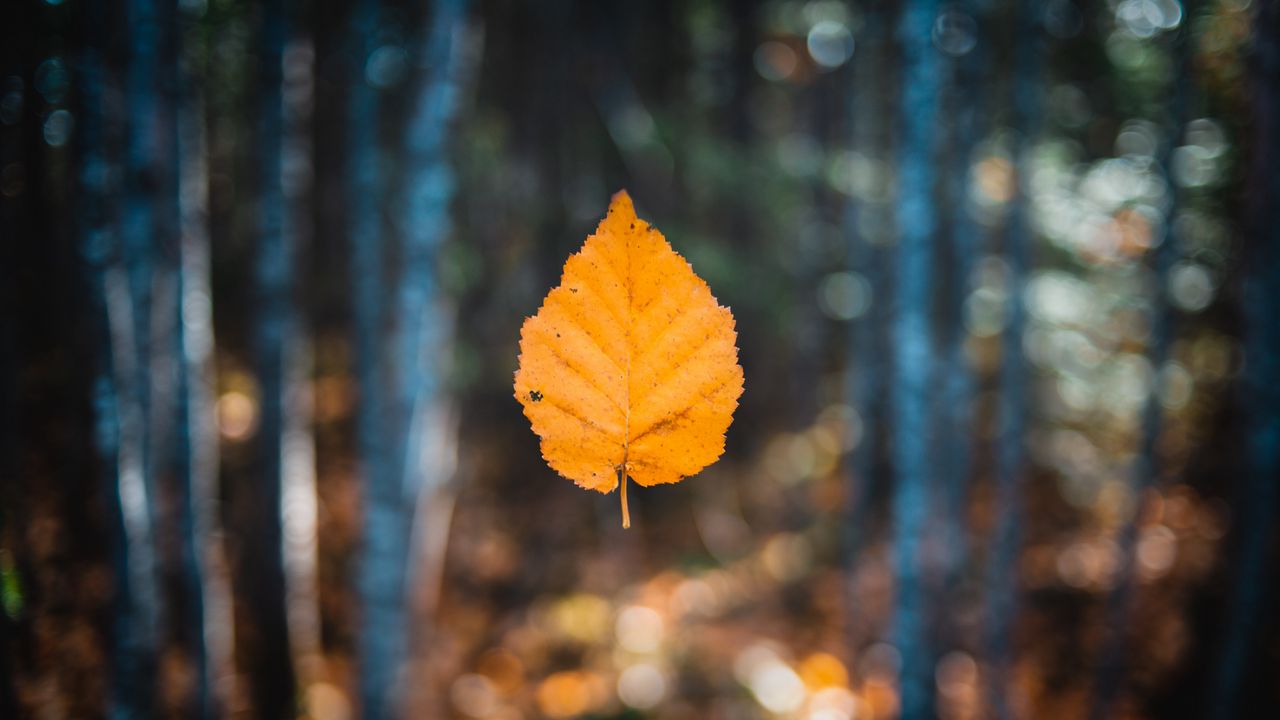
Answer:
574;267;627;333
587;245;630;305
632;328;721;406
629;375;733;443
542;397;614;437
632;292;705;367
545;296;626;375
545;341;627;418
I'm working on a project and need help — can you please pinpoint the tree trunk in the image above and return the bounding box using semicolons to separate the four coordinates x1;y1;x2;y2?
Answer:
1209;3;1280;716
176;2;231;715
246;0;298;716
842;0;890;651
890;1;943;717
985;3;1045;718
354;0;469;714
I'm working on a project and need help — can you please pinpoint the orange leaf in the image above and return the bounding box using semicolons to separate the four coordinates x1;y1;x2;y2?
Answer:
514;190;744;528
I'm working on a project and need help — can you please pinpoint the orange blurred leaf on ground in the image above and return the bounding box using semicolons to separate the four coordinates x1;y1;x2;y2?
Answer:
514;190;744;528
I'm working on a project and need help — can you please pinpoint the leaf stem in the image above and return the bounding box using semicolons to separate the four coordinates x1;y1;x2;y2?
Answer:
619;454;630;529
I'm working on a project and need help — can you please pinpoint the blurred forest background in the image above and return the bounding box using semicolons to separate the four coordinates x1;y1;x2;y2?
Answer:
2;0;1280;718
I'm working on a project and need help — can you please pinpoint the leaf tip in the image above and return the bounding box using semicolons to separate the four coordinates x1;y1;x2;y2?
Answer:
608;189;635;218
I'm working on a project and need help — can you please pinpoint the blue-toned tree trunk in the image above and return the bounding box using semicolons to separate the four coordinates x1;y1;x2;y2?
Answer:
122;0;162;539
175;2;227;716
102;0;170;715
352;0;468;715
80;9;152;715
248;0;297;716
985;3;1045;718
935;0;988;624
392;0;469;621
1209;3;1280;716
348;0;391;712
890;1;942;718
145;2;219;716
82;0;194;714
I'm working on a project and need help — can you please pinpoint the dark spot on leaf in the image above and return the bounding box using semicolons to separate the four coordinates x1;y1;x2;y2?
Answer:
530;390;543;402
